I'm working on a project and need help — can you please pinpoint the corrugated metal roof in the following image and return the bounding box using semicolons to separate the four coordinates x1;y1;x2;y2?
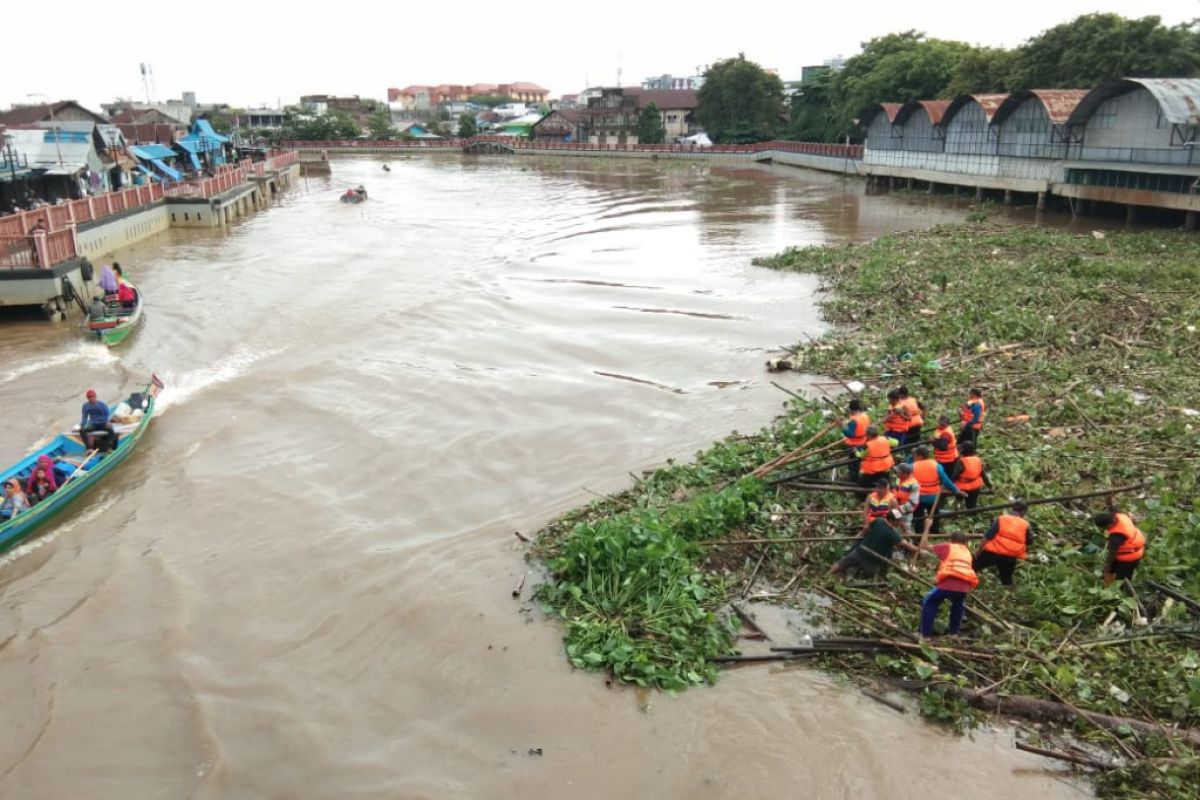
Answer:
1028;90;1089;123
857;102;903;126
943;94;1010;126
1124;78;1200;125
992;89;1089;126
4;128;93;171
893;100;952;126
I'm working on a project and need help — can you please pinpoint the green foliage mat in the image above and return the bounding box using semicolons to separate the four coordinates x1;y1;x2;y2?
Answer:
534;223;1200;797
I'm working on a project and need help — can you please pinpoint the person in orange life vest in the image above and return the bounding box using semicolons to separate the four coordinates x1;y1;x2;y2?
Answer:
953;441;990;509
931;415;960;474
916;529;979;637
973;500;1033;588
861;476;897;530
883;389;911;448
897;385;925;444
856;424;898;494
910;445;965;535
893;463;921;536
842;399;870;482
1093;510;1146;585
959;387;986;448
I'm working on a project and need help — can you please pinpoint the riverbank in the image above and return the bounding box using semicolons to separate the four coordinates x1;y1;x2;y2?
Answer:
532;223;1200;797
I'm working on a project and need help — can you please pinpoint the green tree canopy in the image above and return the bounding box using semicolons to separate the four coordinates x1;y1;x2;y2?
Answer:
1012;13;1200;88
457;113;479;138
282;110;361;141
696;54;786;143
637;103;666;144
367;109;397;140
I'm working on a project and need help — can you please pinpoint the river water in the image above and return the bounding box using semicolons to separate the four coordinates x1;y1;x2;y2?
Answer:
0;157;1085;799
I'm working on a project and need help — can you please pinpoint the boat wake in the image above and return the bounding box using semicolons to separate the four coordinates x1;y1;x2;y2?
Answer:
0;342;117;386
155;347;283;413
0;496;118;569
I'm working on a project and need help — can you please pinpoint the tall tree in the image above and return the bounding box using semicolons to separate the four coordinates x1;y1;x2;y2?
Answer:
696;54;786;143
457;113;479;138
943;47;1020;96
637;103;666;144
1012;14;1200;88
367;109;397;140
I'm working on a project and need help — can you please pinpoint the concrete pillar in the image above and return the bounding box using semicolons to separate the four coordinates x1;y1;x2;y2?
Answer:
926;181;935;194
906;177;914;190
975;187;984;202
1185;211;1198;230
1003;190;1013;205
1126;204;1137;224
1036;192;1047;212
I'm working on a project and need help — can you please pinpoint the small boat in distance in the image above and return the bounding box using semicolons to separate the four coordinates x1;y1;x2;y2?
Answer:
0;375;163;553
85;284;144;347
340;186;368;204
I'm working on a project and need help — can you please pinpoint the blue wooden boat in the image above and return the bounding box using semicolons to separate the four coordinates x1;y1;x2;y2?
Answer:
0;376;162;553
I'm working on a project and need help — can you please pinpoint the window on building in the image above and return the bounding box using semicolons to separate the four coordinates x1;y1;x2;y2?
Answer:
1090;102;1117;130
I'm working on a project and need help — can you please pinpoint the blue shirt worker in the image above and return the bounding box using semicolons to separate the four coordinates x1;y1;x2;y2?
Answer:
910;445;965;535
80;388;116;451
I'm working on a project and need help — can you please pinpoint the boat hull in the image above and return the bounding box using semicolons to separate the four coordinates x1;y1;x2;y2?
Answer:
0;385;158;553
86;293;144;347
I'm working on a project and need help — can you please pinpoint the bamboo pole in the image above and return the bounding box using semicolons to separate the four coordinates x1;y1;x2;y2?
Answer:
934;482;1148;520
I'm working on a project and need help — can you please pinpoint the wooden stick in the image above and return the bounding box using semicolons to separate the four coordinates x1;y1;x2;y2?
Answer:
513;530;531;543
862;688;907;714
705;533;985;546
751;420;840;478
1147;580;1200;616
711;652;818;664
512;574;526;598
770;381;807;402
935;482;1148;520
63;449;99;483
1066;395;1100;433
1014;741;1114;770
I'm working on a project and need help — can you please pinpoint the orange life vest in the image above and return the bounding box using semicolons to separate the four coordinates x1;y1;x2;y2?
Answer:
860;436;895;475
933;426;958;464
935;542;979;589
960;398;987;430
1108;513;1146;563
894;477;920;507
902;397;923;428
912;459;941;497
843;413;869;447
983;514;1029;560
955;455;984;492
866;490;894;519
884;402;910;433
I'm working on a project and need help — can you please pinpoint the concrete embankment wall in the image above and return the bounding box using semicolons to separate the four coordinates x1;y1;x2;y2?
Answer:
297;145;859;176
77;203;172;262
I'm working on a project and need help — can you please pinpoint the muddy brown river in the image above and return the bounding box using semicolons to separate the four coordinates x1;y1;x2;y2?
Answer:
0;157;1086;799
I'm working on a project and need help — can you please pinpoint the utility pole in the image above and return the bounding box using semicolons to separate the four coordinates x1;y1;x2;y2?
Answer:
26;93;64;169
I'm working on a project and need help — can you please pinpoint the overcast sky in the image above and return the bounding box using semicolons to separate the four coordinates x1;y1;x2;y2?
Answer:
3;1;1197;112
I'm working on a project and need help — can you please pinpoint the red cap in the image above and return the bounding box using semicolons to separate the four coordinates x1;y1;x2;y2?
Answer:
86;388;97;398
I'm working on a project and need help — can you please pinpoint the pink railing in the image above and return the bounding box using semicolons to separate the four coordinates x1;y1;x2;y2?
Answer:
0;236;36;269
276;138;864;158
0;153;296;268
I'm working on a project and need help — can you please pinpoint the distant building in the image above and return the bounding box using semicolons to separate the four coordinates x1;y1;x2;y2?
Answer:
299;95;380;125
532;88;698;145
553;94;579;110
0;100;109;127
109;108;180;125
641;74;704;91
237;109;286;129
387;82;550;110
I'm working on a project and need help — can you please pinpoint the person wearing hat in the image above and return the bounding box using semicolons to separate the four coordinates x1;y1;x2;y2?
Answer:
973;501;1034;588
80;389;115;451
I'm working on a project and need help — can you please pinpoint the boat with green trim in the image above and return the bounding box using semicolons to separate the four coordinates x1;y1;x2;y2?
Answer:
85;286;144;347
0;376;162;553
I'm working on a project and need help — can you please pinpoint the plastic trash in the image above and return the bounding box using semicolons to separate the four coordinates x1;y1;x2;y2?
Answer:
924;360;941;370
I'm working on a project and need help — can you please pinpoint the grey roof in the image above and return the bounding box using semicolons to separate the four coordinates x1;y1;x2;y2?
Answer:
1068;78;1200;126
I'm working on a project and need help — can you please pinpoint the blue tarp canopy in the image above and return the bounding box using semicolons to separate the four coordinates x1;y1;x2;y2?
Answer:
130;144;177;160
149;158;183;181
134;165;152;175
183;150;201;169
176;137;223;153
193;119;230;143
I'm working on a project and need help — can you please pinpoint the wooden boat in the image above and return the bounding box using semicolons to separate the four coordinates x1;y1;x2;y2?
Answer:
85;285;144;347
339;187;368;204
0;376;162;553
